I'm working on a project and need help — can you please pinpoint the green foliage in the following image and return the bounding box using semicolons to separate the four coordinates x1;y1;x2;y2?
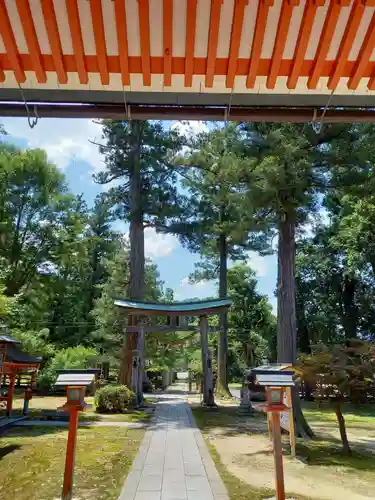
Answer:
95;385;135;413
227;264;275;377
11;328;55;358
38;346;98;390
95;120;185;225
0;287;14;318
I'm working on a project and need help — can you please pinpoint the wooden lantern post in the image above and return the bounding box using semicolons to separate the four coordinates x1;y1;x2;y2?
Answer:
55;373;95;500
265;387;287;500
253;367;296;500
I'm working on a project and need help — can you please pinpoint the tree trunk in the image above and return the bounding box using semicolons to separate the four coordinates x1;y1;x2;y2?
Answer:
216;234;231;398
120;122;145;387
334;402;351;455
277;213;297;363
277;211;314;438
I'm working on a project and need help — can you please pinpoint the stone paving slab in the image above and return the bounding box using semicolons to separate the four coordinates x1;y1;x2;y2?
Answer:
119;396;229;500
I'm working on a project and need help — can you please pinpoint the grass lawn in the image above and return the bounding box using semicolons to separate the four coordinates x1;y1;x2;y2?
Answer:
0;394;153;423
191;406;313;500
302;401;375;427
0;425;144;500
191;402;375;500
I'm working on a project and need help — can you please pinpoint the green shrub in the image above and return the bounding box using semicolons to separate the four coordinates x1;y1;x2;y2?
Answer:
38;345;98;390
95;385;135;413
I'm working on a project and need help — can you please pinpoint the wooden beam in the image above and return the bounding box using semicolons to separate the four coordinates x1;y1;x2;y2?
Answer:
41;0;67;84
349;11;375;89
89;0;109;85
267;0;298;89
328;1;365;90
163;0;173;86
66;0;88;84
287;0;323;89
307;0;347;90
16;0;46;83
206;0;223;88
138;0;151;86
185;0;198;87
0;0;26;83
114;0;130;85
226;0;248;89
247;0;273;89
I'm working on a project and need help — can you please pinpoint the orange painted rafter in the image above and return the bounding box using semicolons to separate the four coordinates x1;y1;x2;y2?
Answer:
114;0;130;86
267;0;299;89
288;0;323;89
0;0;26;83
328;0;366;90
66;0;88;84
185;0;198;87
41;0;67;84
163;0;173;86
138;0;151;86
89;0;109;85
307;0;350;90
206;0;223;88
226;0;249;89
247;0;274;89
351;11;375;90
16;0;46;83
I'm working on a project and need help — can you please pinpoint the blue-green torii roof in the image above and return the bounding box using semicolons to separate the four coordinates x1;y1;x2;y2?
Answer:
114;298;232;317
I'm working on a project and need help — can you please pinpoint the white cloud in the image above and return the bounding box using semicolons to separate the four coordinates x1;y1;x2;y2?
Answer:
174;276;215;300
246;251;268;277
2;117;104;172
122;228;179;260
144;228;179;259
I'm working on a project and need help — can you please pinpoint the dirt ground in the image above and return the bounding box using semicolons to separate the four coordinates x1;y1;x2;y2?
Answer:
203;407;375;500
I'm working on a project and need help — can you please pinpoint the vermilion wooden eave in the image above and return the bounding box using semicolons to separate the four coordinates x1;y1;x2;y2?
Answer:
1;0;375;93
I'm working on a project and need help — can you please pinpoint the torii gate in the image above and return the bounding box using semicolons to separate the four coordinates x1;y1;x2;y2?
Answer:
114;297;232;406
0;1;374;122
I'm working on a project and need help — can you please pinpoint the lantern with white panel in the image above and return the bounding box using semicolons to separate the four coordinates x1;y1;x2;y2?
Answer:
252;366;296;500
55;372;95;500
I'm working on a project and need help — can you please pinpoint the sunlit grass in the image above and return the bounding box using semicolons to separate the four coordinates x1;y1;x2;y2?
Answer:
0;426;144;500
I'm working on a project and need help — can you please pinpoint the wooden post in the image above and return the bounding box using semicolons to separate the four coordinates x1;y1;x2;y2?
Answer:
199;315;215;406
131;351;139;404
286;387;296;457
6;372;15;416
271;412;286;500
268;413;273;440
62;408;79;500
137;326;145;405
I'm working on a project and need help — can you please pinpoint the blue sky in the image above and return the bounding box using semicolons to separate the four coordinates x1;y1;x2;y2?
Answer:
1;117;277;311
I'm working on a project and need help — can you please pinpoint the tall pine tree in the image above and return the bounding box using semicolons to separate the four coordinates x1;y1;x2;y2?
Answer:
94;120;183;385
172;124;269;397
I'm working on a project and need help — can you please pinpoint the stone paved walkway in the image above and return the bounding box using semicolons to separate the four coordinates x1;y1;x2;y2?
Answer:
118;395;229;500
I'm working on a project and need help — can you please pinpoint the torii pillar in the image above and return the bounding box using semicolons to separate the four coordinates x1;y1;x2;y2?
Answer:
199;315;215;406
